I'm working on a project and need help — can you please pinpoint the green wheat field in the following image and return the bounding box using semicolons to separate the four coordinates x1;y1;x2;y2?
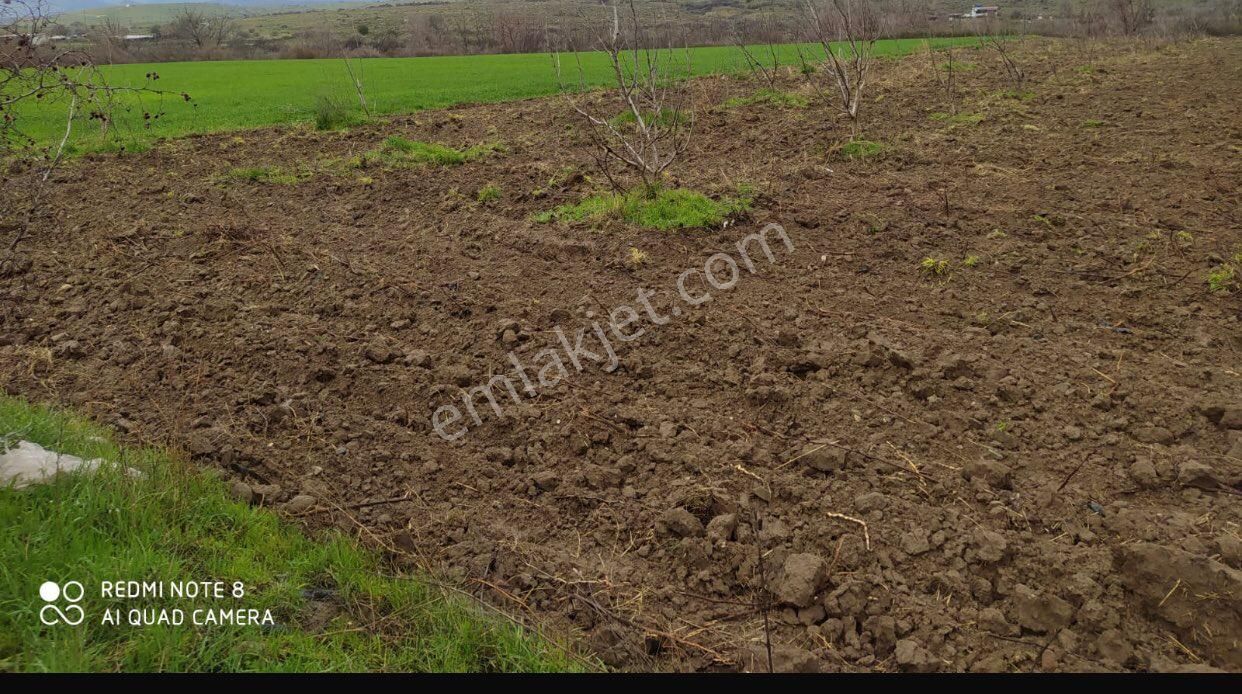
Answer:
12;38;976;152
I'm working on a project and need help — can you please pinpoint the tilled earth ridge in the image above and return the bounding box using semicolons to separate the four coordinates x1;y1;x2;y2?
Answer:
1;37;1240;672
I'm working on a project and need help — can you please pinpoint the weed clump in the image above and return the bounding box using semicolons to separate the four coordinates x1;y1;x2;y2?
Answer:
920;257;950;276
221;165;307;185
536;186;751;231
930;112;984;126
477;183;502;203
1207;262;1237;293
839;139;885;159
723;89;810;110
312;95;367;131
353;137;502;169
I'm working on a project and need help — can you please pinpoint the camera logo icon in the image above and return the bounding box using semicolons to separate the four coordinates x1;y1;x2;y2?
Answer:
39;581;85;626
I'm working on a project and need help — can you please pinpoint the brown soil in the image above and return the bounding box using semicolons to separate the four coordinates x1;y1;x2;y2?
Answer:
2;37;1240;672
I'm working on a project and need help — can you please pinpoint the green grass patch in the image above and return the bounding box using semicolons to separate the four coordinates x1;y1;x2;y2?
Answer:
920;257;950;276
930;112;984;126
998;89;1037;101
7;37;978;152
477;183;502;203
535;186;751;230
312;95;369;131
839;139;886;159
722;88;810;109
1207;263;1237;293
221;165;309;185
353;136;502;169
1082;119;1106;128
0;395;587;672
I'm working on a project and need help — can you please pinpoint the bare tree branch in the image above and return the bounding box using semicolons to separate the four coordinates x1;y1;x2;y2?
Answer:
552;0;694;193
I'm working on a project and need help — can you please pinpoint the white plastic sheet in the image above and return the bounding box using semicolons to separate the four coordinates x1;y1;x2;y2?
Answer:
0;440;141;489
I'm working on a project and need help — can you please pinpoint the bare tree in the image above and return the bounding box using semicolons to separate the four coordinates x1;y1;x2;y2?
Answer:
89;17;129;65
732;13;788;90
2;0;186;250
172;7;235;49
1107;0;1155;35
553;0;694;194
975;16;1026;93
924;40;958;114
801;0;885;136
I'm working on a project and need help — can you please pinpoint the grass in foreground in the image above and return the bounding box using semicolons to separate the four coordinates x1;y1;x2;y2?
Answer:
0;395;586;672
536;186;752;230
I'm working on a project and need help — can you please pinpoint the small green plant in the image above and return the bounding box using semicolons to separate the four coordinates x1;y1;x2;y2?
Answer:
477;183;502;203
312;95;366;131
222;165;307;185
920;257;950;276
535;187;751;231
963;255;980;267
1082;119;1106;128
1207;263;1237;292
723;89;810;109
987;229;1008;239
353;137;502;169
626;247;649;266
840;139;885;159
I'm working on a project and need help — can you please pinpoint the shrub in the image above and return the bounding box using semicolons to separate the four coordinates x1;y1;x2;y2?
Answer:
608;107;689;129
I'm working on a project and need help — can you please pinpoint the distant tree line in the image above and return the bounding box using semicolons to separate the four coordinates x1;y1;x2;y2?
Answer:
57;0;1242;64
